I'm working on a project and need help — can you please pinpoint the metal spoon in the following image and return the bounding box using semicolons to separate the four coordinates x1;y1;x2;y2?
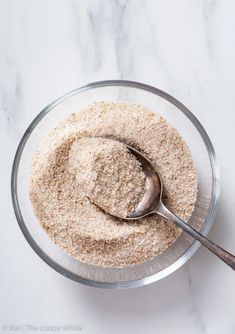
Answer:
122;145;235;270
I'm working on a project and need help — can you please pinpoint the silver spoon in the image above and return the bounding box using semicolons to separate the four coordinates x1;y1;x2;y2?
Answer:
122;145;235;270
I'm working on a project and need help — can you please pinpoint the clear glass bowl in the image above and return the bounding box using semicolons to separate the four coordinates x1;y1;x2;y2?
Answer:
11;80;220;288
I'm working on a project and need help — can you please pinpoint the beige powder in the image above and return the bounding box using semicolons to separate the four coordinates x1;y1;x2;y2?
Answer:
68;137;145;218
30;101;197;268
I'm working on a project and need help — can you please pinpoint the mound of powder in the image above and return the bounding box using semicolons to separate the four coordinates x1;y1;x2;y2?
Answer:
30;101;197;268
68;137;145;218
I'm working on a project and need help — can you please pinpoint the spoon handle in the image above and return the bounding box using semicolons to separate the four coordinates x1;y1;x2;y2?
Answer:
156;202;235;270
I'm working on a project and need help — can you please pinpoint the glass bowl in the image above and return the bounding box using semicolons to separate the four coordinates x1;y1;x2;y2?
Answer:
11;80;219;288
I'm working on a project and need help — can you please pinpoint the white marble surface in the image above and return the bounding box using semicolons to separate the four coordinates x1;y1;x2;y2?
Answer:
0;0;235;333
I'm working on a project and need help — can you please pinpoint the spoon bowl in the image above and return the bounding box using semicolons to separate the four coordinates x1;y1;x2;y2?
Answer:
125;145;162;219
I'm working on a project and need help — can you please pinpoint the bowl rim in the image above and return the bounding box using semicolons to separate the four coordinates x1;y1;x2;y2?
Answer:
11;80;220;289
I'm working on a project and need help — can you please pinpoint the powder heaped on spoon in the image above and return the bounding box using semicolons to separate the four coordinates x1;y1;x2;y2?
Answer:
68;137;146;218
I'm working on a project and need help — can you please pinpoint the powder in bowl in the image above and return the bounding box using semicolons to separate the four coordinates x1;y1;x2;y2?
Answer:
29;101;197;268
